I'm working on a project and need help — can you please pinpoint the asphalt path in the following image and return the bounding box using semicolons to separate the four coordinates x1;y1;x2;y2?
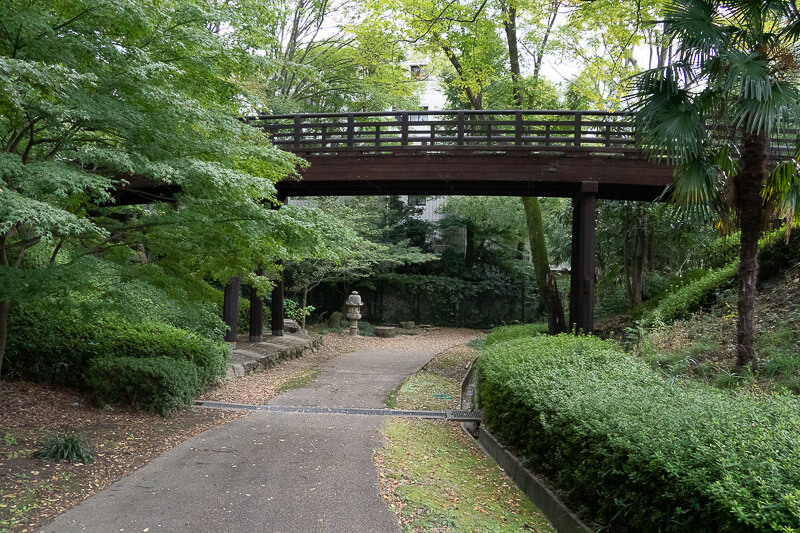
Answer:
43;336;468;533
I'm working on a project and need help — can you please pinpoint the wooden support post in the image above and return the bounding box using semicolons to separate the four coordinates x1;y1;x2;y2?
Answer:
569;182;597;334
223;276;241;346
270;195;288;337
271;264;284;337
249;266;264;342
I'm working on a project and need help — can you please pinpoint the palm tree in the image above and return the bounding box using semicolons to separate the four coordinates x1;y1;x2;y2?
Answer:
632;0;800;370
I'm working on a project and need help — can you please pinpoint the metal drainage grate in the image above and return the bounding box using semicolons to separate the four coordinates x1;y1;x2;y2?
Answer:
446;409;484;421
196;400;264;411
195;401;481;421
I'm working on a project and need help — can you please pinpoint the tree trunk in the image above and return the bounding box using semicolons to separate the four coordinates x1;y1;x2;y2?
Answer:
465;225;476;269
735;128;767;370
0;299;8;381
301;286;309;329
503;3;565;333
501;3;523;108
523;197;567;333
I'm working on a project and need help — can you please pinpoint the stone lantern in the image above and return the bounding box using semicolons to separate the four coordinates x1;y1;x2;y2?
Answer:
345;291;363;337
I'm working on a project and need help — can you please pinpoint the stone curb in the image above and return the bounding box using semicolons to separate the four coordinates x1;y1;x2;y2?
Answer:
226;334;322;378
469;424;593;533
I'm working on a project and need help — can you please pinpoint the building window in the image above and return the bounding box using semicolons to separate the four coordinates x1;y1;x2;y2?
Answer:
408;195;427;206
410;64;426;80
410;106;428;123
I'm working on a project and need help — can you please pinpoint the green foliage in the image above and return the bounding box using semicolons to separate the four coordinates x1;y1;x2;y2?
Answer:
644;227;800;326
284;299;314;325
644;263;738;326
87;356;200;416
34;431;95;464
7;301;228;390
485;323;547;347
478;334;800;531
760;326;800;392
358;321;374;337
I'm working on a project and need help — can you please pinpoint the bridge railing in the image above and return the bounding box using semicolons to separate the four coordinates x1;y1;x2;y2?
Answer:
243;110;798;158
243;110;638;154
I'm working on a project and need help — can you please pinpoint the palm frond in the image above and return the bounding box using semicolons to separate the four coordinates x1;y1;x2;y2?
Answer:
672;157;722;205
664;0;727;65
764;144;800;228
722;50;771;101
734;79;800;135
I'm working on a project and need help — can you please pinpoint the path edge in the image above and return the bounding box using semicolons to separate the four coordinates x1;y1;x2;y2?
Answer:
464;423;593;533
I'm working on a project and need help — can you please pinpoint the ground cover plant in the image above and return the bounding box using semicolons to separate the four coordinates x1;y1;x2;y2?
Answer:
387;343;479;411
376;419;554;532
478;334;800;532
637;261;800;393
485;323;547;347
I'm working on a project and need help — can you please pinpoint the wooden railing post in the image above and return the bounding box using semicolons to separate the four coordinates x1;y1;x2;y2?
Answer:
401;112;409;147
294;115;302;149
515;111;523;146
347;114;354;147
574;112;582;147
457;112;465;145
376;124;381;147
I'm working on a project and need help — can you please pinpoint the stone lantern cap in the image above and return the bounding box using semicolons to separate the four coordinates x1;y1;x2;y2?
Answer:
346;291;362;307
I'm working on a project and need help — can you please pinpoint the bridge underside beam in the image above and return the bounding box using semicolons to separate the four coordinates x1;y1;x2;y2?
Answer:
277;153;672;201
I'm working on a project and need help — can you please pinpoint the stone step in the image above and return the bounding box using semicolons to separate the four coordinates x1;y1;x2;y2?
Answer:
227;333;321;378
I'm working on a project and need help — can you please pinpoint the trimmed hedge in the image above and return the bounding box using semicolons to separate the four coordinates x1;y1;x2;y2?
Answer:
485;323;548;346
7;304;229;414
87;356;200;415
478;334;800;531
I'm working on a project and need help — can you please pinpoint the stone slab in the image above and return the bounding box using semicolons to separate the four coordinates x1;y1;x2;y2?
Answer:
226;333;321;378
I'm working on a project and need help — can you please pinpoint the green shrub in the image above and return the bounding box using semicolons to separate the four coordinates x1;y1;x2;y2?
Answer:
643;263;738;326
485;323;547;346
34;431;95;463
87;356;200;415
643;227;799;327
706;232;741;268
478;334;800;532
758;227;800;281
358;321;375;337
7;305;229;389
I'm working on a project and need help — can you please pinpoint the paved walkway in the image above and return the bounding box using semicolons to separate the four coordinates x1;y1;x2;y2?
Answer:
44;333;473;533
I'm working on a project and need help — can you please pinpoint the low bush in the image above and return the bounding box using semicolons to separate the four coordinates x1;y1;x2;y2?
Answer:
478;334;800;531
643;263;738;326
87;356;200;415
358;320;375;337
484;323;547;346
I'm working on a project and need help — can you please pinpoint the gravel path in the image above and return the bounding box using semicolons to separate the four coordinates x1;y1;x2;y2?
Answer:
43;328;480;533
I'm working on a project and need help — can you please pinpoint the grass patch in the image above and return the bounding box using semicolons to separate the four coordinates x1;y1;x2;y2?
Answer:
277;368;320;392
376;419;553;532
388;372;459;411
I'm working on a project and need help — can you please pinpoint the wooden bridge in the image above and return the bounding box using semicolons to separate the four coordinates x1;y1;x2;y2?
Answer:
130;109;796;343
229;110;676;341
245;110;673;200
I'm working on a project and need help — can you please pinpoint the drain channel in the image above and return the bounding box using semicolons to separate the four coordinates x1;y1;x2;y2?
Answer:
195;401;482;421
